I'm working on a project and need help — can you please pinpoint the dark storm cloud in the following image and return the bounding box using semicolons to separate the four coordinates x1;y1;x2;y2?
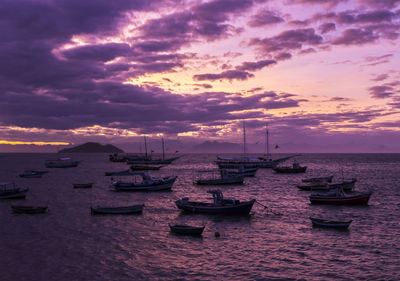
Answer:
62;43;134;62
248;9;284;27
249;28;323;55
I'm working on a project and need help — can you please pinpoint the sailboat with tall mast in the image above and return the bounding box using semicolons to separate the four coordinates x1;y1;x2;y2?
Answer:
216;123;297;169
127;137;180;165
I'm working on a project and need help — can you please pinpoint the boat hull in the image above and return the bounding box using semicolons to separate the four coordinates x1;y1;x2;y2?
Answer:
175;199;255;214
310;217;352;229
0;188;29;199
73;183;93;188
309;192;372;205
112;177;177;191
12;205;48;214
274;166;307;173
195;177;244;185
91;204;144;215
169;224;205;235
45;161;79;168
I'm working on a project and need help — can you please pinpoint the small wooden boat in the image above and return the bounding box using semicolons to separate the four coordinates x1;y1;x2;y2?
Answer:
105;170;138;176
91;204;144;215
221;167;258;177
194;169;244;185
73;183;93;188
111;173;177;191
11;205;48;214
19;170;49;178
45;157;79;168
310;217;352;229
274;162;307;173
328;178;357;191
297;182;329;191
302;175;333;183
175;190;255;214
169;223;205;235
0;182;29;199
130;165;163;171
310;188;372;205
126;156;180;165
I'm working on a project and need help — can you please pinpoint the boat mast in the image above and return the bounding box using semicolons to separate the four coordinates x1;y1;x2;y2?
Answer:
243;121;247;156
144;136;148;158
162;137;165;160
266;123;270;158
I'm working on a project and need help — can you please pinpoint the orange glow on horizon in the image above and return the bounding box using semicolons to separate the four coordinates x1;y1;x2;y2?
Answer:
0;140;70;146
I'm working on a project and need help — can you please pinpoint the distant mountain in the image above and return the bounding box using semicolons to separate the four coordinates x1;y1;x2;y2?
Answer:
59;142;124;153
192;141;242;153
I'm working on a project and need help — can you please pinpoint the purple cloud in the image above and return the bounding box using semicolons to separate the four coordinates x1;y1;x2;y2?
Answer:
250;28;323;54
319;23;336;34
274;52;292;61
193;70;254;81
248;9;284;27
62;43;133;62
236;60;277;71
333;28;379;45
368;85;395;99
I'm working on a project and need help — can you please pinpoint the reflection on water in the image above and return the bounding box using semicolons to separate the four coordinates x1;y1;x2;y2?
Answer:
0;153;399;280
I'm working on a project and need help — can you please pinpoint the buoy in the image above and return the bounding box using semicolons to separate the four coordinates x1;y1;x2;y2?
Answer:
214;231;220;237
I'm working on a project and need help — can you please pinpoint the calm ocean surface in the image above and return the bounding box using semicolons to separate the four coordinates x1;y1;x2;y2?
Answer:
0;153;399;281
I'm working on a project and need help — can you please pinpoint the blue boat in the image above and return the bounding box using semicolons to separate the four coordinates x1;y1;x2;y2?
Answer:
175;190;255;214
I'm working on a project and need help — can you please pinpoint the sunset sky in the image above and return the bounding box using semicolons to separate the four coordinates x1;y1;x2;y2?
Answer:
0;0;399;152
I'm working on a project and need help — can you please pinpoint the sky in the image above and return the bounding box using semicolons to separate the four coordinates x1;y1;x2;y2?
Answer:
0;0;400;153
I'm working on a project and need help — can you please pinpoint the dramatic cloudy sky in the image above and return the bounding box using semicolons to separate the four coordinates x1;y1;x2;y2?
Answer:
1;0;400;152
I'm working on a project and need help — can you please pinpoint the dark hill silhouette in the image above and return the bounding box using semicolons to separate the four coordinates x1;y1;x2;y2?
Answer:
59;142;124;153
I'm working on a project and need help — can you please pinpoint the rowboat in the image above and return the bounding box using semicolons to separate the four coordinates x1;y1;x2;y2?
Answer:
73;183;93;188
169;223;205;235
309;188;372;205
194;169;244;185
105;170;138;176
310;217;352;229
126;156;180;165
19;170;49;178
297;182;329;191
45;157;79;168
328;178;357;191
130;165;163;171
11;205;48;214
274;162;307;173
221;167;258;177
0;182;29;199
111;173;177;191
302;175;333;183
175;190;255;214
91;204;144;215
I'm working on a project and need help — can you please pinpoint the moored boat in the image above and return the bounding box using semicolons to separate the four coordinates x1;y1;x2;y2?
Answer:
111;173;177;191
175;190;255;214
302;175;333;183
221;166;258;177
19;170;42;178
73;183;93;188
194;169;244;185
169;223;205;235
130;165;163;171
0;182;28;199
45;157;79;168
105;170;138;176
11;205;48;214
309;188;372;205
328;178;357;191
91;204;144;214
274;162;307;173
310;217;352;229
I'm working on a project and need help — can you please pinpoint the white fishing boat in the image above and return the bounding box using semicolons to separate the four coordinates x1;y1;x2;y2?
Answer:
111;172;177;191
216;123;297;168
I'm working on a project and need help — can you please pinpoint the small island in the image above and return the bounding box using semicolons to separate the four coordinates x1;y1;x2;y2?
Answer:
59;142;124;153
